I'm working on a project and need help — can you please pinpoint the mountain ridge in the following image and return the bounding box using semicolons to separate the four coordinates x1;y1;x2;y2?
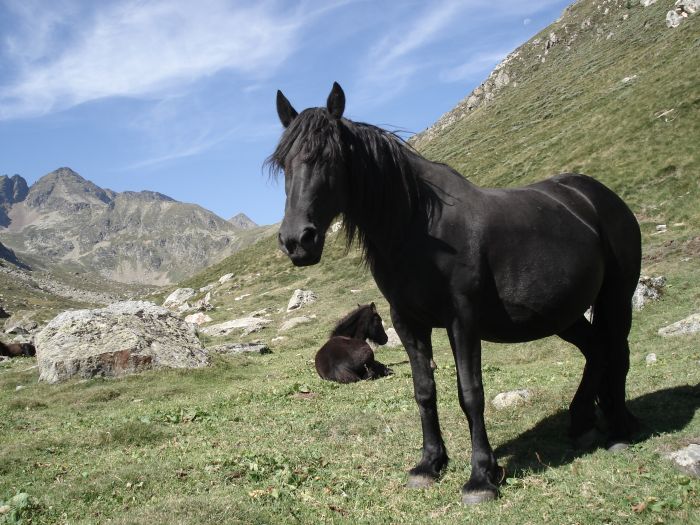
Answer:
0;167;274;284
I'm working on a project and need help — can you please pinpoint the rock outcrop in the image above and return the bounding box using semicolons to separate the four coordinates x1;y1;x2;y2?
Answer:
658;313;700;337
35;301;209;383
287;289;317;312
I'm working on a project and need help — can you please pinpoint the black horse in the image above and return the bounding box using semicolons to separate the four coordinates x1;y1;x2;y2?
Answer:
315;303;391;383
268;83;641;504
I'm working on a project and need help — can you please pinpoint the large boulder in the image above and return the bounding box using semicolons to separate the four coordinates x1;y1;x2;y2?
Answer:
35;301;209;384
658;313;700;337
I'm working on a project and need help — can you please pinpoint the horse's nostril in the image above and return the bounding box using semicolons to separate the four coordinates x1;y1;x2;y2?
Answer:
278;233;297;255
299;227;317;249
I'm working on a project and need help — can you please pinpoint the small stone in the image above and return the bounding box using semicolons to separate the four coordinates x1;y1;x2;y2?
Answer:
492;389;532;409
667;10;684;27
184;312;212;326
15;385;25;391
645;353;657;365
218;273;234;284
655;224;667;233
641;0;658;6
666;444;700;477
287;289;317;312
163;288;195;308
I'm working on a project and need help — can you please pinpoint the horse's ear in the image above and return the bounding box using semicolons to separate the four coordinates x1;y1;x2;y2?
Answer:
276;90;298;128
326;82;345;120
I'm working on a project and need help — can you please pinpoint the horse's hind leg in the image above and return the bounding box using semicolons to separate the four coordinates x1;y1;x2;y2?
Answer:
592;291;638;449
558;316;604;447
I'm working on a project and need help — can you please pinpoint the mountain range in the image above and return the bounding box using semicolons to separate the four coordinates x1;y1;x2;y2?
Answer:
0;167;270;284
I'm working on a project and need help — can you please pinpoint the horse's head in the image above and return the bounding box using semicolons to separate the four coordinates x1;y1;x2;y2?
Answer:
365;303;389;346
271;82;349;266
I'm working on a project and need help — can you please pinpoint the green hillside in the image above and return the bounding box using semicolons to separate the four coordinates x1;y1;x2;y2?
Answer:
1;1;698;523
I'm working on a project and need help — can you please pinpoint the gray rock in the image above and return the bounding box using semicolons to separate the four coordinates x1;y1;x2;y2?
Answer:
199;317;271;337
492;389;532;409
35;301;209;384
206;342;271;355
667;10;684;27
193;291;213;311
218;273;234;284
677;0;699;15
646;353;657;365
632;275;666;310
199;283;215;293
279;316;315;332
666;444;700;477
287;289;317;311
658;313;700;337
641;0;658;6
184;312;212;326
163;288;195;308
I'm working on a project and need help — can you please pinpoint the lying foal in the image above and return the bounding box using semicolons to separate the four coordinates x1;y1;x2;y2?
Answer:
315;303;393;383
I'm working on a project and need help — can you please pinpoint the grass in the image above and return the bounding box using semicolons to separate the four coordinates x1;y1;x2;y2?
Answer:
1;1;699;523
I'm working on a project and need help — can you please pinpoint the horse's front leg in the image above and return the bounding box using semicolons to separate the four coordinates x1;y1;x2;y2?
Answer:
448;315;500;504
391;307;448;488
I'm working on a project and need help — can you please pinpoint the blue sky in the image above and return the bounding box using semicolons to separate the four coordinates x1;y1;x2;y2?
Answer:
0;0;570;225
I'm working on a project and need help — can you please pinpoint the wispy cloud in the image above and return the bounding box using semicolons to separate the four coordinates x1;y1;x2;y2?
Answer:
0;0;303;119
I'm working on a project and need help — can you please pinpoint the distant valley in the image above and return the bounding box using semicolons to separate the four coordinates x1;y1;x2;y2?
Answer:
0;167;274;285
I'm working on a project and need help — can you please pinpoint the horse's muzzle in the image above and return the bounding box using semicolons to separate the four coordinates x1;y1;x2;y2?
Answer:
278;227;324;266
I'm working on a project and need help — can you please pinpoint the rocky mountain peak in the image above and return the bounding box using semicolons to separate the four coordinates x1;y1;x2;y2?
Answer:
229;213;258;230
25;167;113;211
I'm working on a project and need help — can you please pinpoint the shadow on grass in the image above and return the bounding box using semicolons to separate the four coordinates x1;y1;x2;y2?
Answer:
494;384;699;476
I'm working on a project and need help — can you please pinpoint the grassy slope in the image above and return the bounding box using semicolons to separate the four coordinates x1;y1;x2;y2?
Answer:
1;1;699;523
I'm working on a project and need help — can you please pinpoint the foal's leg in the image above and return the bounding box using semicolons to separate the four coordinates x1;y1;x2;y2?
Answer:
447;316;499;504
391;308;448;487
558;316;604;447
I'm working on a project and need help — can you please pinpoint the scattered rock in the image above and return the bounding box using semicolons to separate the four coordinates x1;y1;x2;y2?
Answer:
199;317;272;337
199;283;215;293
250;308;269;317
271;336;287;344
384;328;403;348
206;342;271;355
646;353;657;365
279;316;315;332
4;311;39;335
641;0;658;6
680;0;700;14
163;288;196;308
632;275;666;310
15;385;25;391
193;291;213;311
621;75;638;84
665;443;700;477
234;294;251;301
658;313;700;337
287;289;317;312
218;273;234;284
184;312;212;326
492;389;532;410
35;301;209;384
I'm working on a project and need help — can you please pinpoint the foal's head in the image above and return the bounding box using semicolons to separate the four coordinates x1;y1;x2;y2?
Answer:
333;303;389;345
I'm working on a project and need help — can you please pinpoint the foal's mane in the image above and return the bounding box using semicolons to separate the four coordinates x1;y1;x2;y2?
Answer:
266;108;434;268
331;304;373;338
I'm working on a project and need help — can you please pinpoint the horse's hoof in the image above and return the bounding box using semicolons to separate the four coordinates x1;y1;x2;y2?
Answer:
606;441;629;453
573;428;603;450
407;474;435;489
461;489;498;505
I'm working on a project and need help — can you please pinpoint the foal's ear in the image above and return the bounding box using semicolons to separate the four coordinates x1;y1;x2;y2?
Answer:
370;302;376;312
326;82;345;120
276;90;298;128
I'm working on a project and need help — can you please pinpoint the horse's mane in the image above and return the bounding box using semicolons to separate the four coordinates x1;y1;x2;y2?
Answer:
265;108;434;269
331;304;373;338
